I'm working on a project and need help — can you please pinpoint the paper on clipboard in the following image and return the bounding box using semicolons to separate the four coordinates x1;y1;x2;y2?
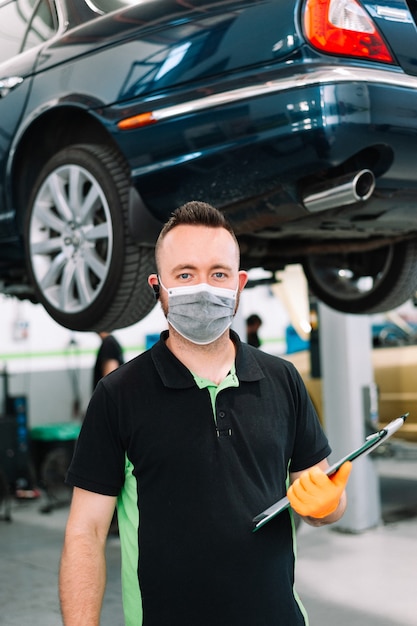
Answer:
252;413;408;532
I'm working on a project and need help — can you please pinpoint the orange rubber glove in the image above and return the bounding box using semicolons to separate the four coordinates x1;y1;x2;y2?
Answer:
287;461;352;519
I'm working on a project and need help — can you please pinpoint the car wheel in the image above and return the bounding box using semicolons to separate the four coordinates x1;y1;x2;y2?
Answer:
25;144;156;331
302;241;417;314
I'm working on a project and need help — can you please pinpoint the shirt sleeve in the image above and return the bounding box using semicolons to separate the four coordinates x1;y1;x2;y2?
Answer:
66;380;126;496
286;361;331;473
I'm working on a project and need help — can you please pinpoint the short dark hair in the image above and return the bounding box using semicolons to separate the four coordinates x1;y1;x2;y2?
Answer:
246;314;262;326
155;200;238;269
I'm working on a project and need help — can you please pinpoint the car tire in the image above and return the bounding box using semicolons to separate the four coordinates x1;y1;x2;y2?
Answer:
302;240;417;314
25;144;156;331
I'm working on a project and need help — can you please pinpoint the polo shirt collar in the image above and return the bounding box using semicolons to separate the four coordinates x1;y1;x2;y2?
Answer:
151;330;265;389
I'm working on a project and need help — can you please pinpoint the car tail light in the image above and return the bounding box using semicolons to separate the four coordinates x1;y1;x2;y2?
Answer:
303;0;395;63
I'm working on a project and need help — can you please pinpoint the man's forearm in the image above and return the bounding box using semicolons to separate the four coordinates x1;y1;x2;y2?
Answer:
59;532;107;625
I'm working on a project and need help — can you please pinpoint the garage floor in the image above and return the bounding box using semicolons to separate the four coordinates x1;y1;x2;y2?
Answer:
0;448;416;626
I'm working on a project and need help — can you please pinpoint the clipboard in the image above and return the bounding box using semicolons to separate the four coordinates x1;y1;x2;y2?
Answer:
252;413;408;532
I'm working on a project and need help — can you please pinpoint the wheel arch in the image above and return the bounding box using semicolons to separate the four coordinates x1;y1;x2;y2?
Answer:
11;106;123;233
303;240;417;314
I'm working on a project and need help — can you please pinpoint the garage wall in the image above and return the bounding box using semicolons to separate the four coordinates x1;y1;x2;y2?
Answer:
0;293;166;426
0;282;291;428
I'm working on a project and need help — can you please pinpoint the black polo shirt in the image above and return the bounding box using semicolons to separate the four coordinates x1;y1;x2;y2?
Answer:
67;331;330;626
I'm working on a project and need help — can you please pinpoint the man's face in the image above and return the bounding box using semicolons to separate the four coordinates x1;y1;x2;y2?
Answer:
149;224;248;316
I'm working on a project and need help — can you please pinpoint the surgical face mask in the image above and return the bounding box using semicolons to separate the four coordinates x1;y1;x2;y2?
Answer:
159;279;238;345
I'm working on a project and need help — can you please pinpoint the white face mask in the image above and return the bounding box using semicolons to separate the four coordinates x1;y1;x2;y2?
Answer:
159;279;238;345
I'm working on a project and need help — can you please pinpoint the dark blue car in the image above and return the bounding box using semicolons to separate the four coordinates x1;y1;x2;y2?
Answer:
2;0;417;330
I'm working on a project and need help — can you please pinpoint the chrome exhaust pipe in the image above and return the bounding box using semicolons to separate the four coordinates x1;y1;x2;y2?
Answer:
303;169;375;213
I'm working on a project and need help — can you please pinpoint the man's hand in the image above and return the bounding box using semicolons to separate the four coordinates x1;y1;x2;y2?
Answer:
287;461;352;519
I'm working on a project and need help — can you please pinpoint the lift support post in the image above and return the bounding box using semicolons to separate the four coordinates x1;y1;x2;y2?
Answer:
318;303;381;532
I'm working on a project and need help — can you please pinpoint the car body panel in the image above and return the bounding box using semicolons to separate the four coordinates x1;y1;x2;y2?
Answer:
363;0;417;77
2;0;417;240
2;0;417;327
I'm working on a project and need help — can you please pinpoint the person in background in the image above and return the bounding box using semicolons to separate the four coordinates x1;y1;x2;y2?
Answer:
92;332;124;391
60;201;351;626
246;313;263;347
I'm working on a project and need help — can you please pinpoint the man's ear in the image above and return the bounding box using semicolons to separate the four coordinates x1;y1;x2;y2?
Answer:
238;270;249;292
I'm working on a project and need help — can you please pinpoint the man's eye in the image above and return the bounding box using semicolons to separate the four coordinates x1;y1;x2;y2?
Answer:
214;272;225;279
179;273;190;279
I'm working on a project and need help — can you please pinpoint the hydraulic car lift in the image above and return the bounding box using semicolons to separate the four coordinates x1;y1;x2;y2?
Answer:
318;304;381;532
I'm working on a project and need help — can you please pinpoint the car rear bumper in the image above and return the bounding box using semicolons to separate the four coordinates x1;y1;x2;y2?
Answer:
117;63;417;225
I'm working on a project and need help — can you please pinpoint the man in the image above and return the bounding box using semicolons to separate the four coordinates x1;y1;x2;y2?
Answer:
59;201;351;626
246;313;263;348
92;332;124;391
